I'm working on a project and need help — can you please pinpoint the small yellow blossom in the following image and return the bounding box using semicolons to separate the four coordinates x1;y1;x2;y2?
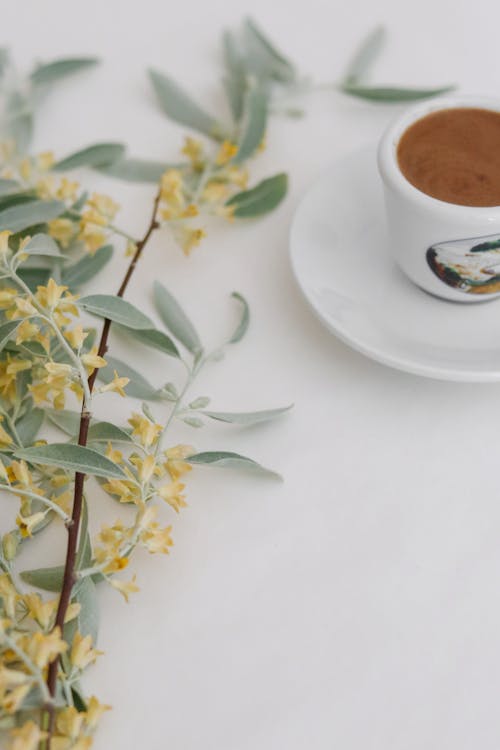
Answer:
23;593;56;630
15;320;39;345
85;695;111;729
225;165;249;189
110;575;139;602
202;181;229;203
55;706;86;742
37;151;55;171
87;193;119;220
99;370;129;397
16;511;45;538
0;575;18;618
64;324;88;350
0;230;12;256
24;627;67;669
56;177;79;201
48;218;76;247
0;287;18;308
160;169;184;210
164;444;194;480
105;442;123;465
177;225;207;256
216;140;238;165
128;413;162;448
182;137;204;167
82;348;107;372
2;683;31;714
70;632;103;670
0;416;12;447
8;720;47;750
158;480;187;513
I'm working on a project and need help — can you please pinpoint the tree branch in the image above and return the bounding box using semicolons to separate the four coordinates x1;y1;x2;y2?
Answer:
43;190;161;741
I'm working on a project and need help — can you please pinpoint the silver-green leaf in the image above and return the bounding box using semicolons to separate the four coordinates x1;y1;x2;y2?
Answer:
0;200;65;233
54;143;126;171
202;405;292;425
78;294;154;330
15;409;44;446
223;30;247;122
187;450;281;479
244;17;296;83
227;173;287;217
148;68;227;141
116;325;180;359
20;565;64;592
153;281;202;354
30;57;99;87
229;292;249;344
62;245;113;289
15;444;127;479
341;83;455;102
234;85;267;163
97;158;181;183
343;26;386;85
22;233;61;257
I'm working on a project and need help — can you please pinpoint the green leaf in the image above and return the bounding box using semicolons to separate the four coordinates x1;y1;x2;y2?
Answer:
45;408;132;444
227;173;287;217
187;450;281;479
30;57;99;87
75;497;91;570
44;408;81;436
148;69;227;141
97;158;180;183
244;17;296;83
0;321;21;353
234;86;267;163
153;281;202;354
78;294;154;330
62;244;113;289
15;444;127;479
229;292;249;344
202;405;292;425
0;179;21;196
53;143;126;171
87;422;133;444
5;92;33;152
341;83;455;102
15;409;44;446
343;26;386;85
222;30;247;122
20;565;64;592
0;200;65;233
116;325;180;359
22;233;61;257
75;577;99;643
97;356;161;401
16;267;50;292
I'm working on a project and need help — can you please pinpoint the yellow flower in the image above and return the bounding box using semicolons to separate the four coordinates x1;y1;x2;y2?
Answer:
110;575;139;602
64;324;88;350
202;181;228;203
46;278;67;309
0;287;18;308
172;225;206;256
101;478;139;505
0;575;18;618
99;370;129;397
79;222;106;255
45;362;72;378
85;695;111;730
19;158;32;181
0;230;12;256
140;516;174;555
37;151;55;171
158;480;187;513
128;413;162;448
55;705;86;741
164;444;194;480
48;218;76;247
36;176;56;200
24;627;67;669
82;348;107;372
70;632;103;670
0;416;12;447
87;193;119;220
216;140;238;165
15;320;39;345
23;593;56;629
16;511;45;538
56;177;79;201
2;683;31;714
160;169;184;210
181;137;204;167
225;165;249;189
8;720;47;750
105;442;123;465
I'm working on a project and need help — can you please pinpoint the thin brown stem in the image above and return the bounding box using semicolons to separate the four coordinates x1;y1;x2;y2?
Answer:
43;190;161;741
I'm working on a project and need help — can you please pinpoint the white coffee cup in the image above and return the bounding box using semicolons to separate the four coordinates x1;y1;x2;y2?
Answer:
378;96;500;303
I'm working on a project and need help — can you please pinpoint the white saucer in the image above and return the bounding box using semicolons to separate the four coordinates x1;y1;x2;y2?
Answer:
290;145;500;382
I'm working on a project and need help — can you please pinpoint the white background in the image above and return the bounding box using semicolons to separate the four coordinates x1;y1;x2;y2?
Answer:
3;0;500;748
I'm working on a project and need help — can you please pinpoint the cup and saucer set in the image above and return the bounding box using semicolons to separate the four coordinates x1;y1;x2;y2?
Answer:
290;97;500;382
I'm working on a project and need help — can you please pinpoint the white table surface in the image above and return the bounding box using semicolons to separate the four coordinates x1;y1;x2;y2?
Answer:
4;0;500;748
